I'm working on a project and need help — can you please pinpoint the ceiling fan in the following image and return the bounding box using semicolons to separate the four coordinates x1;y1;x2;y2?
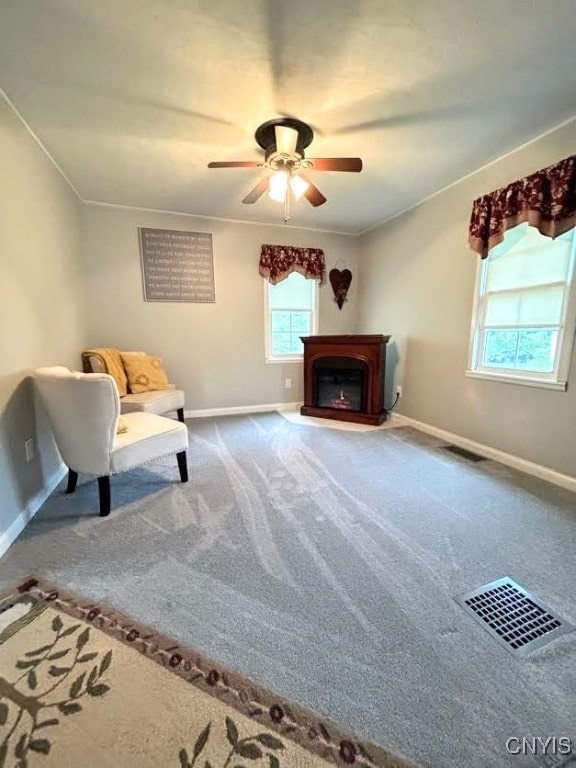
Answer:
207;118;362;220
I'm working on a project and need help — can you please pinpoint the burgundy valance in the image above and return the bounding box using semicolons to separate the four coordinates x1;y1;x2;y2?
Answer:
259;244;326;285
469;154;576;258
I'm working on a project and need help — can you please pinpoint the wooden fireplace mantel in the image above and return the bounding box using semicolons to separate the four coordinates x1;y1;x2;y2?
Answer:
300;334;390;425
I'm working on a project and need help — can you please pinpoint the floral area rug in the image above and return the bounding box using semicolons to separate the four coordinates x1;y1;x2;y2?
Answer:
0;578;416;768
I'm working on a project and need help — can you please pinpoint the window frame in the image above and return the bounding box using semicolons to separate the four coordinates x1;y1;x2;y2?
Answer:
466;226;576;391
263;274;319;364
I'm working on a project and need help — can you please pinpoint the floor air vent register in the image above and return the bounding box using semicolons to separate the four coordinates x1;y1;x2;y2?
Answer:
455;578;574;659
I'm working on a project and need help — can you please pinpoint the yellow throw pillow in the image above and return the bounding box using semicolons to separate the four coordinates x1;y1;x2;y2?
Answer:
116;416;128;434
120;353;170;394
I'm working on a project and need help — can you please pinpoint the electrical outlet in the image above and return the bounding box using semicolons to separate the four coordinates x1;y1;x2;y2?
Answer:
285;378;292;389
395;385;403;398
24;437;35;462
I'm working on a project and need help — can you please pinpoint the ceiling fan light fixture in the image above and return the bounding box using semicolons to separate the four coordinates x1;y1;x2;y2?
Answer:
290;174;309;200
268;170;289;202
208;117;362;217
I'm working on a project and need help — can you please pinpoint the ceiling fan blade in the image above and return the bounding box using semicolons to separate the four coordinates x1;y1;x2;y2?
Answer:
208;161;261;168
275;125;299;155
242;176;271;204
300;176;327;207
307;158;363;172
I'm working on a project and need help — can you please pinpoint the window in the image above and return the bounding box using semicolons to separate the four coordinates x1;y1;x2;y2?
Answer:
467;223;576;390
264;272;318;362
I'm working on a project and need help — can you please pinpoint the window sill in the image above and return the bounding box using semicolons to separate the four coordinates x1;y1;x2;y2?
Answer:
265;356;303;365
465;370;567;391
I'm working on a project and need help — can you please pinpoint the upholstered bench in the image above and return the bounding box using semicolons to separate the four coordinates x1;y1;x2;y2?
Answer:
81;349;186;423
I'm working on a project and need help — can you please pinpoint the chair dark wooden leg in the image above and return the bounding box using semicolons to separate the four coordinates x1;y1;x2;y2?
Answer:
66;469;78;494
177;407;185;423
177;451;188;482
98;476;111;517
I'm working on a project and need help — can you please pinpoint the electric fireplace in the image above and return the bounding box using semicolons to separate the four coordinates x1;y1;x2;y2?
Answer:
301;335;390;425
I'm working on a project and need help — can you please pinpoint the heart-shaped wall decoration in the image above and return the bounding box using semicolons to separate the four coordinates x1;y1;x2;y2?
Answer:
329;268;352;309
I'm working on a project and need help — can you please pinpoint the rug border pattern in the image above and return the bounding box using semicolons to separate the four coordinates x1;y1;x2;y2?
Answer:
3;577;417;768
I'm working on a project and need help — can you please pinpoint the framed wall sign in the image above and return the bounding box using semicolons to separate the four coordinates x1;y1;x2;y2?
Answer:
139;227;215;302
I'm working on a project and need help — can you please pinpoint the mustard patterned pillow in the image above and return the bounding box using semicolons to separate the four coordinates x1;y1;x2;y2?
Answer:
120;353;170;394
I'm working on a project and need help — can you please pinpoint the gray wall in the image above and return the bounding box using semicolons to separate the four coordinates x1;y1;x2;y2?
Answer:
359;119;576;476
81;205;360;410
0;93;86;536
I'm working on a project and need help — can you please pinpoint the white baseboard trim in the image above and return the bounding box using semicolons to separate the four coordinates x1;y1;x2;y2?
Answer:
184;402;302;419
0;464;67;558
392;413;576;493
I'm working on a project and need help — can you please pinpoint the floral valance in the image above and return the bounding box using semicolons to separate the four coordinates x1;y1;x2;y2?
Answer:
469;154;576;258
259;244;326;285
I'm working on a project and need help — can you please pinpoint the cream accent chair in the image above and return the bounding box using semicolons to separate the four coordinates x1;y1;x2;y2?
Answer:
81;351;186;423
35;367;189;517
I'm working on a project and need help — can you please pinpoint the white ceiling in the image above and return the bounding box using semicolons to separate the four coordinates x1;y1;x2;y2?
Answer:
1;0;575;234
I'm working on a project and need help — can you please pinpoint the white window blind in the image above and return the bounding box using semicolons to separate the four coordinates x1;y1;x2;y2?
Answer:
484;285;566;327
268;272;314;310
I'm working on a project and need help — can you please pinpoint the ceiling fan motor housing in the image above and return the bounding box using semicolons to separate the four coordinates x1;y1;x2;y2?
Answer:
255;118;314;160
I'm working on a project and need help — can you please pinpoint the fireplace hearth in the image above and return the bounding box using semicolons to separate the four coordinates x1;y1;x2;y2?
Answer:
301;335;390;425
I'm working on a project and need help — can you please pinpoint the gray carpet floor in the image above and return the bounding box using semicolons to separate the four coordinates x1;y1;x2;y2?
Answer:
1;414;575;768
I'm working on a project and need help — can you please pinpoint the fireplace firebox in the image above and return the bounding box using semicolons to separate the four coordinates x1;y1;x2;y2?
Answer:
301;335;390;425
316;369;364;411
